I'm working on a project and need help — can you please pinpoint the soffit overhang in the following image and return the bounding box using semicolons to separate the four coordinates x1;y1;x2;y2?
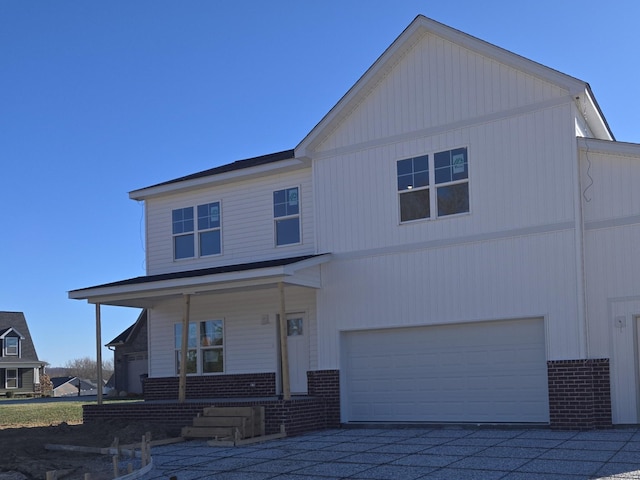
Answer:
68;254;331;308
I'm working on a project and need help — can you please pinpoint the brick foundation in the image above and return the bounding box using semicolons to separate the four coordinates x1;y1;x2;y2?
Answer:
84;370;342;437
307;369;340;428
547;358;612;430
142;372;276;400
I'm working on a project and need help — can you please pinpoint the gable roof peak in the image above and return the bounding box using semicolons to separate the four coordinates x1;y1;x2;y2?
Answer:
296;14;612;156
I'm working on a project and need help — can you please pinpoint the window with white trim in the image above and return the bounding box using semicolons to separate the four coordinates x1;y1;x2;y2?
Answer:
6;368;17;389
4;337;18;356
172;202;222;260
397;147;469;222
174;320;224;375
273;187;300;246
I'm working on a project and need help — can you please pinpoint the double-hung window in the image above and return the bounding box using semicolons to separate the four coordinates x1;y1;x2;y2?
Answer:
5;368;17;389
4;337;18;356
172;207;194;259
175;319;224;375
172;202;222;260
197;202;221;256
397;147;469;222
273;187;300;246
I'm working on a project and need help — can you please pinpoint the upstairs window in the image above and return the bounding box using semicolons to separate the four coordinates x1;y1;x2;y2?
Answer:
397;147;469;222
172;207;194;259
273;187;300;246
197;202;221;256
174;319;224;375
172;202;222;260
4;337;18;356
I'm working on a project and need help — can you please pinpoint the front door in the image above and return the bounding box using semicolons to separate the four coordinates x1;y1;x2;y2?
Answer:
286;314;309;394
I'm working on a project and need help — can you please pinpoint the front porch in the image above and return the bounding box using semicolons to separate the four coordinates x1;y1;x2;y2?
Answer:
83;370;340;437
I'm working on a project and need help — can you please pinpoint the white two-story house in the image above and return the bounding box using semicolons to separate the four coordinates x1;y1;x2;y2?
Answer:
70;15;640;433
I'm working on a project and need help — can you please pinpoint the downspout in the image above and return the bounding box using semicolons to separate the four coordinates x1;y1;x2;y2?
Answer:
573;135;590;359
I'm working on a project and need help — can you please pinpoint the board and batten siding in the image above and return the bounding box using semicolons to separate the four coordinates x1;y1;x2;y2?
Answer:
580;146;640;423
316;228;581;370
313;31;568;154
314;104;577;255
147;285;317;379
145;168;314;276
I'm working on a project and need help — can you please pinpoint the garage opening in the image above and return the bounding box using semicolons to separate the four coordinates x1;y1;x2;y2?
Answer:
342;318;548;424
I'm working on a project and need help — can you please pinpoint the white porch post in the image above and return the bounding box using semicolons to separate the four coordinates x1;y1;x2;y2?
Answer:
278;282;291;400
95;303;103;405
178;294;191;403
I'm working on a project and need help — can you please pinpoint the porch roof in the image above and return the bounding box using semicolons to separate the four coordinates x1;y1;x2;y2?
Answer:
68;254;331;308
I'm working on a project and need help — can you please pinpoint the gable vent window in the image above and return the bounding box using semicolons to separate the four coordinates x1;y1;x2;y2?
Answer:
397;147;469;222
5;337;18;356
273;187;301;246
172;202;222;260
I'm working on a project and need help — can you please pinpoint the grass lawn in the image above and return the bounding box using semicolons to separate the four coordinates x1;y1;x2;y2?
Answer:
0;400;87;427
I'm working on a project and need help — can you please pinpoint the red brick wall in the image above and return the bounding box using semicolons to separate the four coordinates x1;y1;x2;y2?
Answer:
547;358;612;430
83;396;333;437
307;369;340;428
142;373;276;400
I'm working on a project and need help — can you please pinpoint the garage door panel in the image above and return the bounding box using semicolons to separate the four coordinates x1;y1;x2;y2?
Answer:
343;318;549;423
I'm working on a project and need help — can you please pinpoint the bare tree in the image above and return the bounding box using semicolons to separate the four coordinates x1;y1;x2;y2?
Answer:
63;356;114;384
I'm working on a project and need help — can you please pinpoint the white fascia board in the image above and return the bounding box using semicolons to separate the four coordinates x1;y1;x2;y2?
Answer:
1;361;44;368
129;158;307;201
69;266;291;301
282;253;332;274
578;137;640;157
0;328;25;339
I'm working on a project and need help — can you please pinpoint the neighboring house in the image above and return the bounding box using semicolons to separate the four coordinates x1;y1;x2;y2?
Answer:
50;376;99;397
106;310;148;395
70;15;640;432
0;311;45;396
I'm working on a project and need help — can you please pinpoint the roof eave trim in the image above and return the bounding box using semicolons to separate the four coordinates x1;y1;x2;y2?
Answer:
130;157;307;201
297;15;591;157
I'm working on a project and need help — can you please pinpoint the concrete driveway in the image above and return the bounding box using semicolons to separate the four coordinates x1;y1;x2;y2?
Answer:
140;426;640;480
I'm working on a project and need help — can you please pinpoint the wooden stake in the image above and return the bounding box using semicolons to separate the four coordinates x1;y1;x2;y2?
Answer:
112;456;118;478
46;471;56;480
84;473;91;480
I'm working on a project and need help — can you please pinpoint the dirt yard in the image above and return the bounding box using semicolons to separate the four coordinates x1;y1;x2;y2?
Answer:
0;421;176;480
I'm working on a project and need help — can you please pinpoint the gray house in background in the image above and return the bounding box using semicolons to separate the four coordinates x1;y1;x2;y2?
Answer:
50;376;100;397
0;311;45;396
106;310;148;395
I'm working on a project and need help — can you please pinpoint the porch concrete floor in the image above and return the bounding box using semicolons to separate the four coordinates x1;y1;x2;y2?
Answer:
139;426;640;480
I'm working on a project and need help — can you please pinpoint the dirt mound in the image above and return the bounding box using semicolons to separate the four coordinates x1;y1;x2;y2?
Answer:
0;421;175;480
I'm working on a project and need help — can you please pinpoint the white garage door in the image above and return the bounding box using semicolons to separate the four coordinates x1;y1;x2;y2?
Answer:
343;318;548;423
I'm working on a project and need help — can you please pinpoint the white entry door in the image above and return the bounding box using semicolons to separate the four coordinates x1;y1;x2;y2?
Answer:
287;314;309;394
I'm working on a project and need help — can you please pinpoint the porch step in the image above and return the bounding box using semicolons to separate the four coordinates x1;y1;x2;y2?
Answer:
181;405;265;441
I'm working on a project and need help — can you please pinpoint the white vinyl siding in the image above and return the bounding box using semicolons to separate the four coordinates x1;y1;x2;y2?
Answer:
147;285;317;379
580;144;640;423
316;229;580;370
314;105;576;255
314;32;567;154
145;169;314;275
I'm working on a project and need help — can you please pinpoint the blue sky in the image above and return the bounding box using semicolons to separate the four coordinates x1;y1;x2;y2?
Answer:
1;1;638;367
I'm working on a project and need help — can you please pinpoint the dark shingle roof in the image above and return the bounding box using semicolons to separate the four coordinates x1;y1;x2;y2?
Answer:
141;149;295;190
72;254;320;293
0;311;41;362
106;310;147;347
